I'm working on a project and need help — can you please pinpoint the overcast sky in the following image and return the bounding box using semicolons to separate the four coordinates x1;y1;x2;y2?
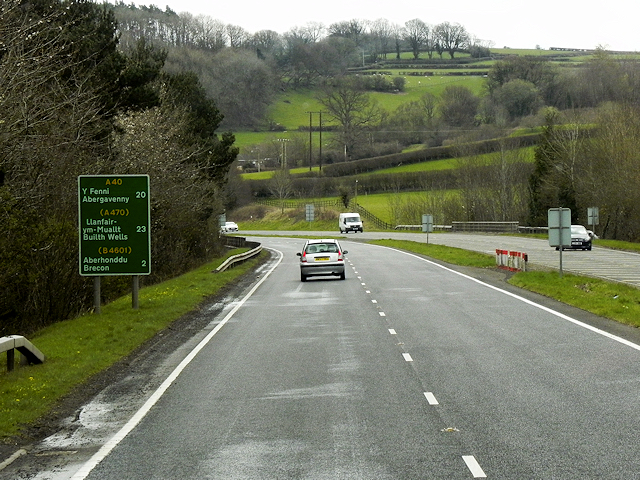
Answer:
139;0;638;52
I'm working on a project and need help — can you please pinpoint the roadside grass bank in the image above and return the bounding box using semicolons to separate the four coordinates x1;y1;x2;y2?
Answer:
370;239;496;268
508;271;640;328
0;248;266;440
372;239;640;329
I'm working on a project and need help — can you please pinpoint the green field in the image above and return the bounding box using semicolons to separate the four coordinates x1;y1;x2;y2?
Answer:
234;75;486;151
240;146;535;180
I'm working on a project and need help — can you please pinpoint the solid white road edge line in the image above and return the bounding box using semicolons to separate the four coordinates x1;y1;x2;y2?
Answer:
370;244;640;353
70;249;284;480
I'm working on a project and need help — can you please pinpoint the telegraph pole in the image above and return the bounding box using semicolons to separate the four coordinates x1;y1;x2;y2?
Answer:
306;111;323;172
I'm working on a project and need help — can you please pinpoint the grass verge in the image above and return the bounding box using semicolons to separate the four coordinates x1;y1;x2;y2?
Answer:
370;239;496;268
0;249;265;439
508;271;640;327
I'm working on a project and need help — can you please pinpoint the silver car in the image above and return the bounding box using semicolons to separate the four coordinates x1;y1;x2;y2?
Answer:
296;239;348;281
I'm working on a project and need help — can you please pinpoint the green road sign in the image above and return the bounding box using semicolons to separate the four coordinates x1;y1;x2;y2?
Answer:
78;175;151;276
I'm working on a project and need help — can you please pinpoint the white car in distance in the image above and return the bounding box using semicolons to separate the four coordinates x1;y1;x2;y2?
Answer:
220;221;239;233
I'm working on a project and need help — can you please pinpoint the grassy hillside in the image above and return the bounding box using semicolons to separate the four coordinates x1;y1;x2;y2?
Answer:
233;47;640;152
240;146;536;180
234;75;486;150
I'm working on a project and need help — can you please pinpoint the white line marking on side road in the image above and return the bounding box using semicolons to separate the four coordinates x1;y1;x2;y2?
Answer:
403;353;413;362
389;329;397;335
462;455;487;478
379;312;386;317
70;249;285;479
372;299;377;303
424;392;439;405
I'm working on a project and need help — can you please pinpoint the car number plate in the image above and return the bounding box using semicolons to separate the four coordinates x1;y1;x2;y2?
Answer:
315;256;330;261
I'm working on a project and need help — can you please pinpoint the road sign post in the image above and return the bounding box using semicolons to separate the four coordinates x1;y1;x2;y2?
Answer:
78;175;151;310
306;204;315;222
548;207;571;277
588;207;599;236
422;214;433;244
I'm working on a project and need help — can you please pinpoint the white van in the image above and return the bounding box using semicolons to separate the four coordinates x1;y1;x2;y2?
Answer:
339;213;363;233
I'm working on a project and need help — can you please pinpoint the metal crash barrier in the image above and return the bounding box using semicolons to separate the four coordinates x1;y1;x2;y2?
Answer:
1;335;45;372
215;239;263;273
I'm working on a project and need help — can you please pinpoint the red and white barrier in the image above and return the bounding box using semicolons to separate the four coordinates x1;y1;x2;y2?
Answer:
495;249;528;272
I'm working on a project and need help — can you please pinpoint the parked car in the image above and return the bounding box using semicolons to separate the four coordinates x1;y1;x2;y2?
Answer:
296;239;348;281
570;225;593;250
220;221;238;233
556;224;593;250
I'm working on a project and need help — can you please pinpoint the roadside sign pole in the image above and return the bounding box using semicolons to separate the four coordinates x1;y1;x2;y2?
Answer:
422;214;434;244
588;206;599;237
548;207;571;278
94;277;101;314
79;175;151;312
559;207;564;277
132;275;139;309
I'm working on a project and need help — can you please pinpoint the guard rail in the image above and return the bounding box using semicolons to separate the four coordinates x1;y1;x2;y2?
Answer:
1;335;45;372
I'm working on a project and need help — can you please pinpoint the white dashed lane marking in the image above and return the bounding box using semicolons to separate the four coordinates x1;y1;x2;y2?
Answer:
352;257;490;479
463;455;487;478
424;392;439;405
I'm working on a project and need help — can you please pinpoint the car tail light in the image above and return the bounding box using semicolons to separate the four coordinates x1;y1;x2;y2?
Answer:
338;250;344;261
301;252;307;263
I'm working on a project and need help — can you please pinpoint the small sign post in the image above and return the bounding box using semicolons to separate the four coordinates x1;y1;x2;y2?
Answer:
306;204;315;222
422;214;433;244
548;207;571;277
78;175;151;311
588;207;599;236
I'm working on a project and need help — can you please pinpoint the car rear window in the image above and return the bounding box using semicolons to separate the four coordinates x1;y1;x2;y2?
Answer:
306;243;338;253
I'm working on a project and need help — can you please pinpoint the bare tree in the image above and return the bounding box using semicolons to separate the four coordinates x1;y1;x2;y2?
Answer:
370;18;394;60
391;23;404;59
327;19;368;47
404;19;429;59
269;170;295;211
434;22;469;59
226;24;249;48
302;22;326;42
191;15;227;51
316;76;383;158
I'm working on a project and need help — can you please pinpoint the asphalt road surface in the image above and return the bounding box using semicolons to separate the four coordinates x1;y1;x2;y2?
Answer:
4;235;640;479
247;230;640;288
